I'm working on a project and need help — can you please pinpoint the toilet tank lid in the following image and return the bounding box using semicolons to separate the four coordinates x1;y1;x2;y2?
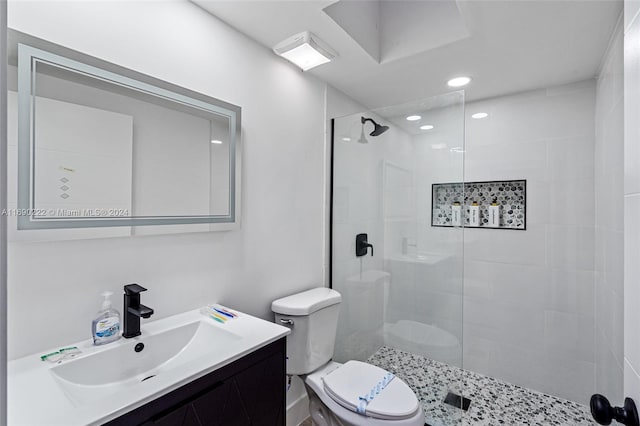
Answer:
272;288;342;315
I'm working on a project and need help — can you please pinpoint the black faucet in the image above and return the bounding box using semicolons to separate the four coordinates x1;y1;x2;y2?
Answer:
123;284;154;338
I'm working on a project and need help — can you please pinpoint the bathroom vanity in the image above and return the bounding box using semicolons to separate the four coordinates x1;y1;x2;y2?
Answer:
106;338;285;425
7;309;289;425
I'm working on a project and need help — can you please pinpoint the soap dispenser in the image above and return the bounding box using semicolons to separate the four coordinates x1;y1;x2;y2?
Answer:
469;201;480;227
489;197;500;228
92;291;121;345
451;201;462;227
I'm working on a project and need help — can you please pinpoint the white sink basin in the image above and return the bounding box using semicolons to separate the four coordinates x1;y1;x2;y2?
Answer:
50;320;241;405
8;308;290;426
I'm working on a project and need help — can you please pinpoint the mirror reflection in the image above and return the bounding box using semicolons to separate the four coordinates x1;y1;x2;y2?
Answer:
9;33;240;232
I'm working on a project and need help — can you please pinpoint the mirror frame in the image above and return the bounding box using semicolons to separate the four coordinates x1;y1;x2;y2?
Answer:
14;33;241;230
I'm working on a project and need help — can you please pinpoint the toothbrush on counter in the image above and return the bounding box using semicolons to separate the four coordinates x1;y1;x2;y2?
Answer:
200;304;239;323
211;305;238;318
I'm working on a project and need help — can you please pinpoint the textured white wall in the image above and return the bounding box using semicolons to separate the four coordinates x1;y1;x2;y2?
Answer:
595;20;624;406
624;0;640;408
460;81;597;404
6;0;327;359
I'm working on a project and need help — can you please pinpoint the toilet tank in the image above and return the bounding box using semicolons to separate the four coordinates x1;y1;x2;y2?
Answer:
272;288;342;375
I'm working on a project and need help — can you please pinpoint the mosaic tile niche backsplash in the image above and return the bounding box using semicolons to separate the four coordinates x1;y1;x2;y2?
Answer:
431;180;526;230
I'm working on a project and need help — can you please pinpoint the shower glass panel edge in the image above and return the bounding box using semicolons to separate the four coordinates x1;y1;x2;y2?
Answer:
330;91;465;426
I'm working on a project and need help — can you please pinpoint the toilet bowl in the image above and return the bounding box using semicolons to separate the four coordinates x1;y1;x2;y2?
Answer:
272;288;425;426
304;361;424;426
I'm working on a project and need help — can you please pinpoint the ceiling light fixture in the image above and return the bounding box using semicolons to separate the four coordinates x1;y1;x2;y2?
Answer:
211;140;223;144
406;115;422;121
273;31;337;71
471;112;488;119
420;125;434;130
447;76;471;87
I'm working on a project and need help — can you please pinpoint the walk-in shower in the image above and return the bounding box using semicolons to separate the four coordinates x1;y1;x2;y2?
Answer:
330;82;616;425
331;91;466;425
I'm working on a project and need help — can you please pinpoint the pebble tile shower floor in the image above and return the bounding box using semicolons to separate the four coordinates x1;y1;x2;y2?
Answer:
367;346;596;426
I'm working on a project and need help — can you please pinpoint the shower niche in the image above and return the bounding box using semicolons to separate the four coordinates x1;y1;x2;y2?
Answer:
431;179;526;230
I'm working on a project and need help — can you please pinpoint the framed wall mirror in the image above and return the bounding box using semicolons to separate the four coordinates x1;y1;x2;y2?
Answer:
8;31;241;232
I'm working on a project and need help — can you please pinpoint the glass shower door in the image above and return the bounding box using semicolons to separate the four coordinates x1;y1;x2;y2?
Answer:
331;92;465;426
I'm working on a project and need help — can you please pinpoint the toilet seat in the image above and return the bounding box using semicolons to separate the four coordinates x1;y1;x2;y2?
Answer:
322;361;420;420
305;361;425;426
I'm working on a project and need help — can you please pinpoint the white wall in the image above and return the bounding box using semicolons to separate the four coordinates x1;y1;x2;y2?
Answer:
0;1;8;424
7;0;327;359
624;0;640;408
595;20;624;406
459;81;597;404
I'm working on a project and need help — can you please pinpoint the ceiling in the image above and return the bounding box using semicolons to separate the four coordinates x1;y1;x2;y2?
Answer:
192;0;622;109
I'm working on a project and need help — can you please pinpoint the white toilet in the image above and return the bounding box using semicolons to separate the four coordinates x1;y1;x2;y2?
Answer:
272;288;425;426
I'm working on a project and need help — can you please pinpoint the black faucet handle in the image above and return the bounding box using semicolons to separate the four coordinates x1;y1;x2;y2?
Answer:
124;283;147;295
355;233;374;257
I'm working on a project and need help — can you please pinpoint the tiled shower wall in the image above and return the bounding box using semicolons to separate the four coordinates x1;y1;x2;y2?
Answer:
595;21;624;405
415;81;598;404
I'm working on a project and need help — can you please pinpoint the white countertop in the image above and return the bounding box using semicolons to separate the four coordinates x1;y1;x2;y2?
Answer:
8;308;290;426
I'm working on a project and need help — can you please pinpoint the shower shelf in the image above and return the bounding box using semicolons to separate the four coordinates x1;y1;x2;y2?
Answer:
431;179;526;230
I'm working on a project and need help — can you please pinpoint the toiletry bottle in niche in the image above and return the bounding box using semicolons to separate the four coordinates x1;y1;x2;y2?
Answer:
489;198;500;228
92;291;121;345
451;201;462;226
469;201;480;227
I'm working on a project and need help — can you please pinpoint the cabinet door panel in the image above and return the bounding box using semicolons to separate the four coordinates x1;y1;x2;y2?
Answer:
182;406;204;426
234;351;284;425
191;378;250;426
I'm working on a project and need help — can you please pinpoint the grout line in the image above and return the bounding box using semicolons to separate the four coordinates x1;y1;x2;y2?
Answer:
626;357;640;380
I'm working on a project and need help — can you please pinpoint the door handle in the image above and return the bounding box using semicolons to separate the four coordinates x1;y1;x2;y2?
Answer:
591;394;639;426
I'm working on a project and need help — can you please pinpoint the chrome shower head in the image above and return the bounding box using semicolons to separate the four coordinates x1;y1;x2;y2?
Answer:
361;116;389;137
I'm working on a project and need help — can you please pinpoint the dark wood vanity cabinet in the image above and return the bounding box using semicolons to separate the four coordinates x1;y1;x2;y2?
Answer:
104;338;286;426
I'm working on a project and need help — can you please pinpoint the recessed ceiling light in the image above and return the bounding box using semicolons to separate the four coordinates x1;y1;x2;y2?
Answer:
447;76;471;87
341;137;351;142
211;140;223;144
420;125;434;130
406;115;421;121
471;112;488;119
273;31;337;71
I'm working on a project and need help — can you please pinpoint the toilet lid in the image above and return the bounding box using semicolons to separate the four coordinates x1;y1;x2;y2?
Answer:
322;361;419;420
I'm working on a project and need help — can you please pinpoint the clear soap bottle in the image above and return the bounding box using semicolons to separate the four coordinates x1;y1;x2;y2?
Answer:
92;291;121;345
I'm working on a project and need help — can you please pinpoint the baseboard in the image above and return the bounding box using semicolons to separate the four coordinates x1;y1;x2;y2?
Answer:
286;376;309;426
